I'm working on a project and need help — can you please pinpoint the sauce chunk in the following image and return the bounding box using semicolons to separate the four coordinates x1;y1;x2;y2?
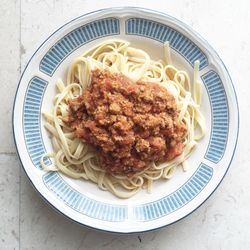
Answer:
66;69;187;175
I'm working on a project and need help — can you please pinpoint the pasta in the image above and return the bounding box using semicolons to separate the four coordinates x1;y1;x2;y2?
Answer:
41;39;205;198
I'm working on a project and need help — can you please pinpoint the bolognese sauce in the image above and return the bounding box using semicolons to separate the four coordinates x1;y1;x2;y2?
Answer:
65;69;187;176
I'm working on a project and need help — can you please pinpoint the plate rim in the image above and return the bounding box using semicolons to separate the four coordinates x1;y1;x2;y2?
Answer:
12;6;239;234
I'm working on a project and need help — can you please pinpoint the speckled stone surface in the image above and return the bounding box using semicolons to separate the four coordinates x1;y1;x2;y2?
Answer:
1;0;249;249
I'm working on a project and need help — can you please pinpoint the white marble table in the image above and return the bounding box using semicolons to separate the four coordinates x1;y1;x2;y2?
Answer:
0;0;249;249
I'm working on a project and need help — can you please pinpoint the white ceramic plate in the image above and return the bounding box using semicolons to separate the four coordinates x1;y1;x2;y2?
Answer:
13;7;239;233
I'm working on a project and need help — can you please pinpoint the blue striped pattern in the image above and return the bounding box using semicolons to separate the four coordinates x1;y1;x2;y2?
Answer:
202;71;229;163
39;18;119;76
23;77;50;168
126;18;208;69
43;172;127;222
134;164;212;221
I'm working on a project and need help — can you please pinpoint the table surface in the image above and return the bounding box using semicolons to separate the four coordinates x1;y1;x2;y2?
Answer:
0;0;249;249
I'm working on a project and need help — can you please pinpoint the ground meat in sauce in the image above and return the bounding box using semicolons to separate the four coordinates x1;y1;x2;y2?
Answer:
65;69;187;176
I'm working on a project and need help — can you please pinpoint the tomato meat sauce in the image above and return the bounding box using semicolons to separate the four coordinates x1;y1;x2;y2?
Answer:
65;69;187;176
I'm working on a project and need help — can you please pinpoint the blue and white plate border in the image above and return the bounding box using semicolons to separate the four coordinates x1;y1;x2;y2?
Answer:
13;7;239;233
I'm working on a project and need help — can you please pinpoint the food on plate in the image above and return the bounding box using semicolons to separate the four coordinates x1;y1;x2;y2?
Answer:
41;39;205;198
